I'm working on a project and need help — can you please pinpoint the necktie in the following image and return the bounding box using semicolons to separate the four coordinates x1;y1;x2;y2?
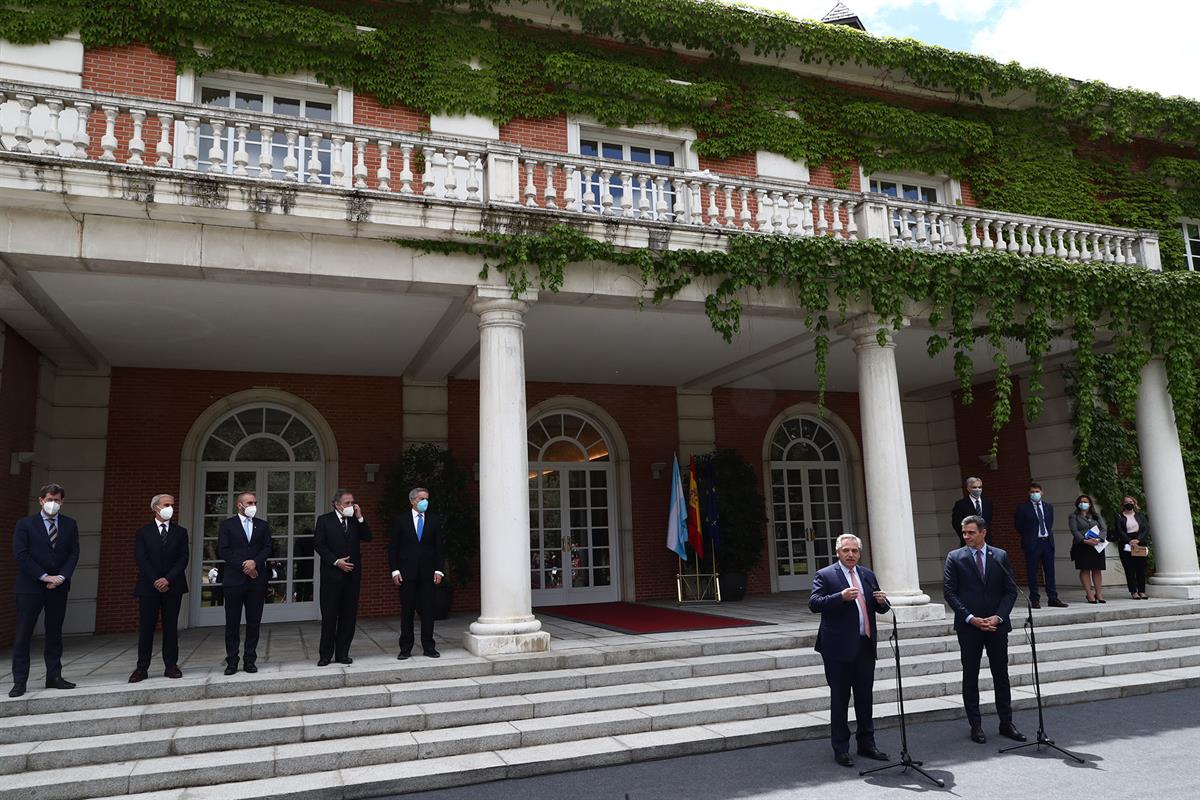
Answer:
160;524;168;544
974;499;981;516
340;516;348;533
244;518;252;542
974;549;985;578
48;520;58;549
416;513;424;542
1035;504;1047;537
848;567;870;638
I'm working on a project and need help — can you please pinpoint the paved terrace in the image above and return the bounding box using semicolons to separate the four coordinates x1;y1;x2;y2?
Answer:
0;586;1174;689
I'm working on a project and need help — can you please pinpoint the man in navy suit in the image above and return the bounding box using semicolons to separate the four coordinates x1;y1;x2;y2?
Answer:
944;516;1026;744
216;491;272;675
1013;481;1067;608
10;482;80;697
388;487;445;659
808;533;890;767
129;493;189;683
313;488;372;666
950;476;993;546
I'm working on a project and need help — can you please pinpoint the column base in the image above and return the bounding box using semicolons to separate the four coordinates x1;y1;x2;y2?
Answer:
888;602;946;622
463;630;552;656
1146;579;1200;600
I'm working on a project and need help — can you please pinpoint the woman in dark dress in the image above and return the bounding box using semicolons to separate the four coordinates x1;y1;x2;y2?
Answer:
1068;494;1107;603
1113;495;1151;599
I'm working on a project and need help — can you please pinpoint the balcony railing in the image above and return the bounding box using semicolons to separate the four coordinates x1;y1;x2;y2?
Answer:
0;80;1161;269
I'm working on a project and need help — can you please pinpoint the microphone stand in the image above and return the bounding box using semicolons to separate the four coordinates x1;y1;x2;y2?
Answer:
859;612;945;787
998;558;1084;763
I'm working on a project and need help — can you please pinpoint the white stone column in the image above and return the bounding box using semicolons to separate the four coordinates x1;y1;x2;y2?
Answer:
849;318;943;621
463;286;551;655
1137;358;1200;598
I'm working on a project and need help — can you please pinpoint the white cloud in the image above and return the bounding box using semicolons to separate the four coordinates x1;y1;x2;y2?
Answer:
970;0;1200;100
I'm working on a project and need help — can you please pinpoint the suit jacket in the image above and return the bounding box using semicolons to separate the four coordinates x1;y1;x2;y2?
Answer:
313;511;372;584
216;515;272;587
1014;500;1055;551
388;510;445;582
943;545;1018;634
951;496;993;542
1068;512;1106;545
13;513;80;594
1112;512;1151;548
808;562;890;661
133;521;190;597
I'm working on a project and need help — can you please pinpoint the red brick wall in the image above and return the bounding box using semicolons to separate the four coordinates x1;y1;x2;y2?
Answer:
713;389;863;594
447;379;681;605
96;368;404;633
952;381;1033;581
83;44;178;99
0;331;40;642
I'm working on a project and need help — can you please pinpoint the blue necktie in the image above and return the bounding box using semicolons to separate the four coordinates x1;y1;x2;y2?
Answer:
416;513;424;542
244;518;252;542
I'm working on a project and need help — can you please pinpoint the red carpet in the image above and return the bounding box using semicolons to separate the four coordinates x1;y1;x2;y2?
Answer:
536;602;768;634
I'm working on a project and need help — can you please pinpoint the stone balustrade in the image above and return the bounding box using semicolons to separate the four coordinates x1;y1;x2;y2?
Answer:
0;80;1160;268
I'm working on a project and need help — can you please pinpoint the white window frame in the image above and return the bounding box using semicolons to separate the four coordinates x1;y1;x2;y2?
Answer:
567;119;698;219
1182;219;1200;271
863;170;959;205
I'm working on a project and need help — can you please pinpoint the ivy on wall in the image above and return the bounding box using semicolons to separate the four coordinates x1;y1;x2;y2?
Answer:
3;0;1200;508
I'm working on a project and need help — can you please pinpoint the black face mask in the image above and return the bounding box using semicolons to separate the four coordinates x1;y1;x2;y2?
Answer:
1123;502;1135;511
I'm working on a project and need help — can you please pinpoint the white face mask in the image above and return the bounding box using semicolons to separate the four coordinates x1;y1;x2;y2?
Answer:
341;505;355;518
158;506;175;521
42;500;61;517
242;505;257;519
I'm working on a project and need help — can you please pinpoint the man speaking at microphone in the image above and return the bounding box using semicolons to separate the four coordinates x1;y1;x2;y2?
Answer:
809;533;890;768
944;515;1026;745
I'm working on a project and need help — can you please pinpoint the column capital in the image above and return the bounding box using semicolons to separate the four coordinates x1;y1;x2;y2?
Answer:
472;284;537;314
840;315;910;349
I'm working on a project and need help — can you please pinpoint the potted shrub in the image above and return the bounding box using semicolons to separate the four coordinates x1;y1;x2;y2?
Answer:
380;443;477;619
700;449;768;601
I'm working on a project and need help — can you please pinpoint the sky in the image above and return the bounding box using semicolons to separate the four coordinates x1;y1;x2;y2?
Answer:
722;0;1200;101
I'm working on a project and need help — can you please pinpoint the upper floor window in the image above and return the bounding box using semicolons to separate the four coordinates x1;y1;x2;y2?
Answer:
576;130;683;220
196;78;337;183
869;176;940;204
869;174;950;241
1183;221;1200;271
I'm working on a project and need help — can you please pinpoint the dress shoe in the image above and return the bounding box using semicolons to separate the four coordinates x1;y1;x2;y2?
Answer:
858;746;889;761
1048;598;1069;608
317;659;331;667
1030;600;1042;609
834;752;855;767
423;649;441;658
970;727;987;744
224;665;238;676
1086;598;1097;604
46;677;75;690
8;684;25;698
397;651;411;660
999;723;1027;742
243;663;258;674
128;670;148;683
164;665;183;679
1096;597;1106;604
336;657;353;665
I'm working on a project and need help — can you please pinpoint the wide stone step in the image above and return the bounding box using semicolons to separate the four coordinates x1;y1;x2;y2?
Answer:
69;665;1200;800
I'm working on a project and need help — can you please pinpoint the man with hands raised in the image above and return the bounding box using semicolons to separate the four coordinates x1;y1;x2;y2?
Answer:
313;489;372;666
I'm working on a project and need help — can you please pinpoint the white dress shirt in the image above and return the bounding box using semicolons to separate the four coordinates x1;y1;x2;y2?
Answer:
391;508;444;579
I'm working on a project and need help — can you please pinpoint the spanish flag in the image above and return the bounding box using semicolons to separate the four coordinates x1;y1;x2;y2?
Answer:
687;455;704;559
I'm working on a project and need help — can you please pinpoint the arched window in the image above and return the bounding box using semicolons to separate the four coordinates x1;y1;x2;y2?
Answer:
527;411;618;604
195;405;323;624
768;416;851;590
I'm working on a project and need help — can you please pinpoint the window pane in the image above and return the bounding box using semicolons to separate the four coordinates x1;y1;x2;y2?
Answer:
304;102;333;121
654;150;675;167
234;92;264;112
237;408;265;435
580;140;598;157
293;438;320;462
274;97;302;117
201;87;232;108
235;437;290;461
543;440;586;461
602;142;623;160
202;438;233;461
212;416;246;446
630;146;651;164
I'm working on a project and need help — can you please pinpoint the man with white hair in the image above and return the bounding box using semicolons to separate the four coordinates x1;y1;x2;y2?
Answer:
129;494;189;682
809;533;891;768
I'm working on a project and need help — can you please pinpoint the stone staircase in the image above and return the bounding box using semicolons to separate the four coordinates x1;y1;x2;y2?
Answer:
2;599;1198;800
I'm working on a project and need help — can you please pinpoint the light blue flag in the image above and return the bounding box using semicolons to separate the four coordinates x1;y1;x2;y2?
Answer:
666;454;689;560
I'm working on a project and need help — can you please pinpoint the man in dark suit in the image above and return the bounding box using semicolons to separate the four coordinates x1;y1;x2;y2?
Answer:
129;493;189;683
808;533;890;767
388;486;445;659
950;476;993;546
10;482;80;697
944;515;1026;744
1013;481;1067;608
216;491;272;675
313;488;372;666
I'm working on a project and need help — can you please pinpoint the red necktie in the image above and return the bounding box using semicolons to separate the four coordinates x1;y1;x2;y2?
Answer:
849;568;870;638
